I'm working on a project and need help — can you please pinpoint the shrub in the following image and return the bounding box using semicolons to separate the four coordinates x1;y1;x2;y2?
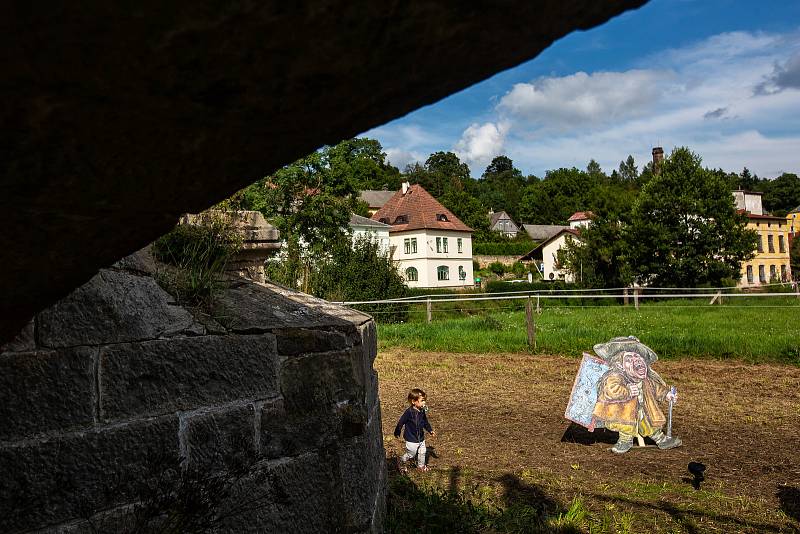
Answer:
152;213;242;307
488;262;506;275
473;241;536;256
311;234;410;322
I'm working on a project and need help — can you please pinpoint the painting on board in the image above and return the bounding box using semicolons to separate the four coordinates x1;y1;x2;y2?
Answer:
565;336;683;454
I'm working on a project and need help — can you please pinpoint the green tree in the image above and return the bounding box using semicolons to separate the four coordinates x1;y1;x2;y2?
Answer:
618;155;638;184
760;172;800;216
439;189;490;239
557;217;632;288
403;151;473;198
311;234;409;321
327;138;402;191
790;236;800;284
479;155;526;221
626;147;758;287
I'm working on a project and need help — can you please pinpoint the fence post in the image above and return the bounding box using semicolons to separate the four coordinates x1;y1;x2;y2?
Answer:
525;296;536;349
709;291;722;305
623;288;629;307
426;298;432;323
634;287;640;310
536;293;541;314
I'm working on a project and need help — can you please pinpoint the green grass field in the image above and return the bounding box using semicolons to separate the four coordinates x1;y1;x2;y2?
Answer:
376;297;800;364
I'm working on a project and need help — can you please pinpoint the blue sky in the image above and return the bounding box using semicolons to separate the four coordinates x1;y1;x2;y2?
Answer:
363;0;800;179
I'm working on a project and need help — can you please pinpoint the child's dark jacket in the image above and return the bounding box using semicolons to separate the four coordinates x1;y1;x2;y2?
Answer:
394;407;432;443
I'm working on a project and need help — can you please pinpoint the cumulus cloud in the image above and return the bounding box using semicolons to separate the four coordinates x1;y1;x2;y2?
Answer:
496;70;675;131
453;121;509;171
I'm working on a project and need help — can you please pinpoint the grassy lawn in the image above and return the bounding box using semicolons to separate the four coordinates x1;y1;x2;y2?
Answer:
376;298;800;364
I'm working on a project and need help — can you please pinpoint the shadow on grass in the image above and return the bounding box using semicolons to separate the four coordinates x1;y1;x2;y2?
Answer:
777;484;800;522
560;422;618;446
385;464;581;533
588;491;788;534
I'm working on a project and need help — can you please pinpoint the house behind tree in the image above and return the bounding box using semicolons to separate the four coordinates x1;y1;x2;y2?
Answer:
372;182;474;288
488;210;520;237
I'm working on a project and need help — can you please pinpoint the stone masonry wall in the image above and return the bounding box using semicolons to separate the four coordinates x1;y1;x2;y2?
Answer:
0;251;385;533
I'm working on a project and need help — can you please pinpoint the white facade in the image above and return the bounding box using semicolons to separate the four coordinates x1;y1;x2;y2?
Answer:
349;215;391;256
542;233;577;282
389;229;473;288
733;190;764;216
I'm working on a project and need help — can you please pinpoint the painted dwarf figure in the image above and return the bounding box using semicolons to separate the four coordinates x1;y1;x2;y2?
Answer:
592;337;682;454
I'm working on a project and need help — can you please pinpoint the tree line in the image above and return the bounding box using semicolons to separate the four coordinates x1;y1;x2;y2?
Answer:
221;137;800;291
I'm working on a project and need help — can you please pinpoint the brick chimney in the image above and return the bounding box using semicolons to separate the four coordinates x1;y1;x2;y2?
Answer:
652;147;664;175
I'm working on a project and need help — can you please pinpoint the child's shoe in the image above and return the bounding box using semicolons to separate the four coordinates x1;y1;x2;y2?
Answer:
417;465;429;472
611;438;633;454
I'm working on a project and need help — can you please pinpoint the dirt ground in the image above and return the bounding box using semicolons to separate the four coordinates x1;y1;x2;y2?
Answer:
377;349;800;532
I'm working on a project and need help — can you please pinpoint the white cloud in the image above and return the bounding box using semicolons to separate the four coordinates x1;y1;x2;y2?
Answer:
495;29;800;177
453;121;509;171
384;147;424;171
497;70;676;132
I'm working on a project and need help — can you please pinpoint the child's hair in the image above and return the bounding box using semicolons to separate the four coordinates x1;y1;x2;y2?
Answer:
408;388;427;403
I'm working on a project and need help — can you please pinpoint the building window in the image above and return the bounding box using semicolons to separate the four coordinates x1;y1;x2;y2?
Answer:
759;264;766;283
770;264;777;281
394;214;408;224
458;265;466;280
443;237;448;253
404;238;410;254
437;266;449;281
757;235;763;253
779;235;785;253
781;264;787;281
411;238;417;253
436;213;449;222
457;238;463;253
436;237;442;253
746;265;753;284
768;235;774;253
405;267;418;281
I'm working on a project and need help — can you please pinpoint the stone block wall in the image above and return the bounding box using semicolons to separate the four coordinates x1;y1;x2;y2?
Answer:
0;253;385;532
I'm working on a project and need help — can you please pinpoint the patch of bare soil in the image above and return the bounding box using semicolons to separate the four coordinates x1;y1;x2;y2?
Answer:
377;350;800;530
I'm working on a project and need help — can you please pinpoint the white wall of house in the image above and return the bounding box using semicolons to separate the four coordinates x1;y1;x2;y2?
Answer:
389;229;473;288
542;233;577;282
351;224;391;256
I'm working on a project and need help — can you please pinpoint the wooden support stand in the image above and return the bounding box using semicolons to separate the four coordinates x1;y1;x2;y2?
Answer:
525;297;536;349
426;298;432;323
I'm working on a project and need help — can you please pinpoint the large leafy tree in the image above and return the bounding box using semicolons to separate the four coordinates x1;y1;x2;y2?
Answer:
760;172;800;216
327;138;402;191
407;151;472;197
557;216;632;288
439;189;490;239
626;147;758;287
479;155;527;221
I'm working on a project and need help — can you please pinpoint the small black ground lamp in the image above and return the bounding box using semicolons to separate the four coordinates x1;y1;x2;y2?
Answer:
688;461;706;490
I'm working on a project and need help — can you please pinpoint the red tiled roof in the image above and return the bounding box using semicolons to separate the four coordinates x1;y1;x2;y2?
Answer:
371;184;472;233
567;211;594;222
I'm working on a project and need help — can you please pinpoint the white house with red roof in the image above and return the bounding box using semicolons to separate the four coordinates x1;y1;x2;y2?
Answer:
520;228;582;282
372;182;474;288
567;211;594;229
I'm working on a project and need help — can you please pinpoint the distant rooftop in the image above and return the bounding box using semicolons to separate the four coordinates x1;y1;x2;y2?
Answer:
358;190;396;209
349;213;391;227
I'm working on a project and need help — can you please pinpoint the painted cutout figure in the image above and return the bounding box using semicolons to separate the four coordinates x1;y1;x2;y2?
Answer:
564;336;682;454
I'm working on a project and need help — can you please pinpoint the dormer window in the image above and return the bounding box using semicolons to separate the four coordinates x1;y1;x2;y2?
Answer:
378;217;389;224
436;213;449;222
394;214;408;224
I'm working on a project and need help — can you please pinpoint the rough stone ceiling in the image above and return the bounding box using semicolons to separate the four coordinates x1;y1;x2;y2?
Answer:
1;1;646;343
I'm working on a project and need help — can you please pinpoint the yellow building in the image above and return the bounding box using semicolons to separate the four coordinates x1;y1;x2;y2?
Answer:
788;205;800;234
734;191;793;286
